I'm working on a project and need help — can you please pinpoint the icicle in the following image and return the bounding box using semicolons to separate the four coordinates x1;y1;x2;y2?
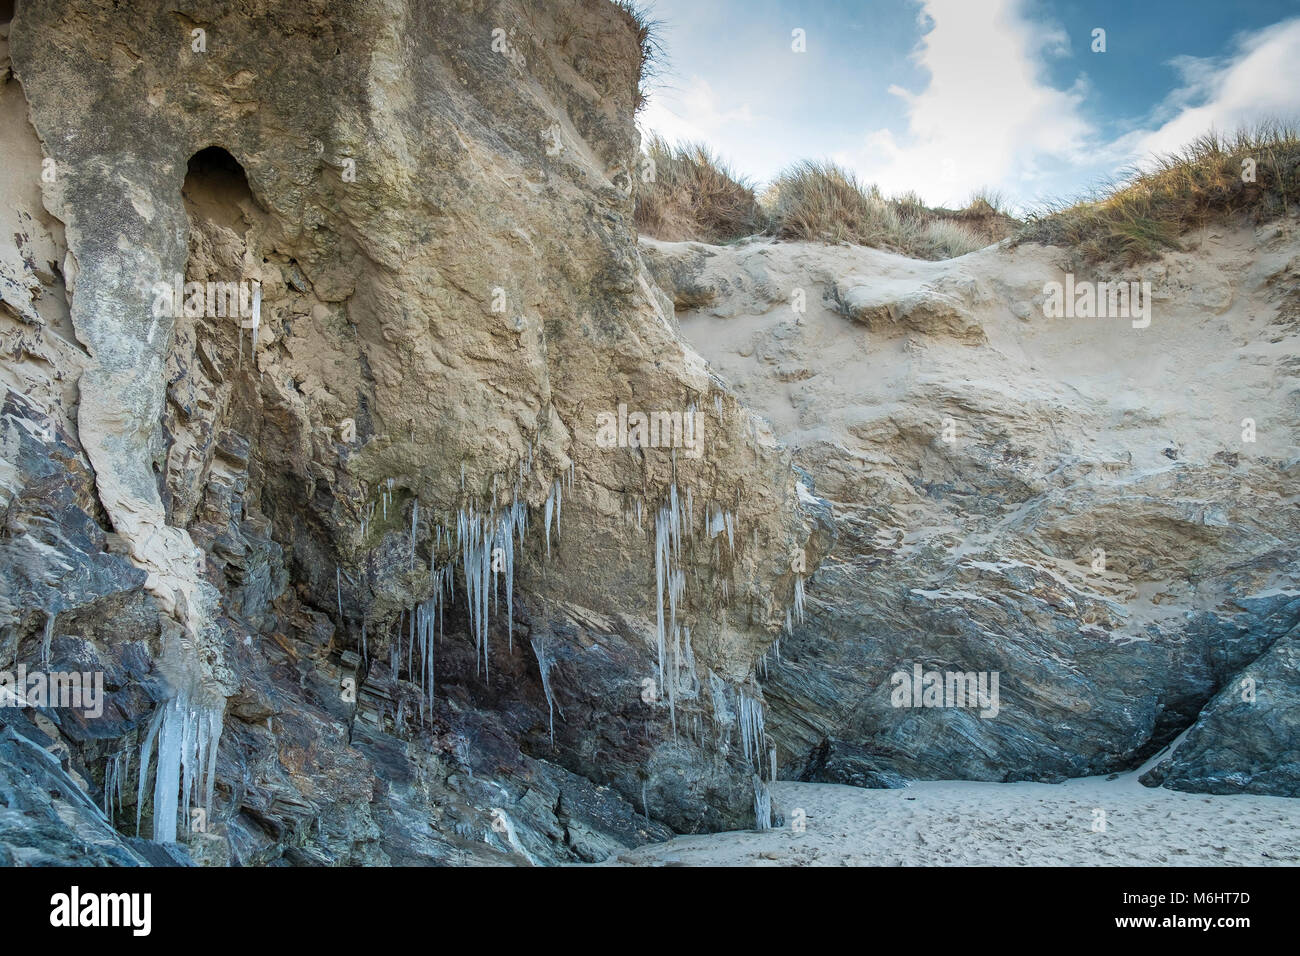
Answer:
668;625;679;737
753;775;772;831
505;503;518;650
103;748;130;820
250;280;262;352
415;590;438;711
103;752;116;817
40;612;55;667
737;689;766;770
139;677;225;844
458;503;506;681
543;484;555;557
530;633;559;747
708;671;730;751
136;707;163;836
554;480;562;539
336;565;343;620
681;626;698;696
410;498;418;569
652;485;691;736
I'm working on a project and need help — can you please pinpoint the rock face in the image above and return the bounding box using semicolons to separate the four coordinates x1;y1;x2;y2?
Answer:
1;0;1295;869
648;228;1300;797
0;0;821;865
1141;627;1300;795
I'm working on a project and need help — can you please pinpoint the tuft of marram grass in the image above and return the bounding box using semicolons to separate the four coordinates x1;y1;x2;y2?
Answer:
633;134;767;243
610;0;664;113
1017;121;1299;263
631;149;1017;259
761;160;997;259
922;219;986;260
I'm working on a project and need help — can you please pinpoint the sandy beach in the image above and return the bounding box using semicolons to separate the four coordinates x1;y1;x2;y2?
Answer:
605;774;1300;866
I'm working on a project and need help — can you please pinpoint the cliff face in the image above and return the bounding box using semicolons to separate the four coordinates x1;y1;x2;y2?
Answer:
0;0;821;865
648;228;1299;797
2;0;1294;870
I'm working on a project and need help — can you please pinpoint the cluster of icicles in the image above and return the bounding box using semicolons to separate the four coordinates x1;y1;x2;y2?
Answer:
135;678;223;844
649;480;807;829
129;458;807;840
129;459;572;846
698;672;776;831
352;463;575;733
650;483;743;732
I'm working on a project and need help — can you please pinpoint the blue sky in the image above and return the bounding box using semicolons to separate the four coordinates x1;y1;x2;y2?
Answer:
636;0;1300;211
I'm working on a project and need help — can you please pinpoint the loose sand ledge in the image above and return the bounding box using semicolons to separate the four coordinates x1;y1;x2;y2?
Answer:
602;776;1300;866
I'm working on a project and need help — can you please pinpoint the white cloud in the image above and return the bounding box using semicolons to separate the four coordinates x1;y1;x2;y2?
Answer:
637;76;757;147
1126;18;1300;161
634;3;1300;212
835;0;1093;207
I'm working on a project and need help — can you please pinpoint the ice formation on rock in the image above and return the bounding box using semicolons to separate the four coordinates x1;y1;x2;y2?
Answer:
136;677;223;844
530;633;560;746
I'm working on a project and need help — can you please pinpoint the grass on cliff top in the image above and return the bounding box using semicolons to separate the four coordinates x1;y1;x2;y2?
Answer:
634;123;1299;263
634;145;1015;259
1015;122;1300;264
611;1;664;112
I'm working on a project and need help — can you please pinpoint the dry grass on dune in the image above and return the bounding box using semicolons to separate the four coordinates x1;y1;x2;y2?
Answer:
633;123;1299;263
1016;122;1300;263
633;148;1016;259
633;135;767;243
762;161;1014;259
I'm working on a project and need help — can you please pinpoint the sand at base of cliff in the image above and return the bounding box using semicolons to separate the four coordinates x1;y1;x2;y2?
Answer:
604;774;1300;866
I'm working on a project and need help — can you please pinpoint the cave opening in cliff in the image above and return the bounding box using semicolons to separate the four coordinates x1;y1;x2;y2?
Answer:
0;1;13;27
160;143;266;531
183;145;255;232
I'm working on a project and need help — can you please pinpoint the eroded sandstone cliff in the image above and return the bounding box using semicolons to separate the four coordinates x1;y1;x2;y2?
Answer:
0;0;821;864
1;0;1295;869
647;226;1299;797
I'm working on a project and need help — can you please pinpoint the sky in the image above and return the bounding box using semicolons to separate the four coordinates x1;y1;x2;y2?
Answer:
635;0;1300;212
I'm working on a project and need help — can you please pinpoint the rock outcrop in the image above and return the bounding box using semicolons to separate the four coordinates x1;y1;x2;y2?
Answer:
647;227;1300;796
0;0;821;865
1;0;1295;869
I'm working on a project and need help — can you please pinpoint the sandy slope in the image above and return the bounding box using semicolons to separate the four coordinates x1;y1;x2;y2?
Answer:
604;775;1300;866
